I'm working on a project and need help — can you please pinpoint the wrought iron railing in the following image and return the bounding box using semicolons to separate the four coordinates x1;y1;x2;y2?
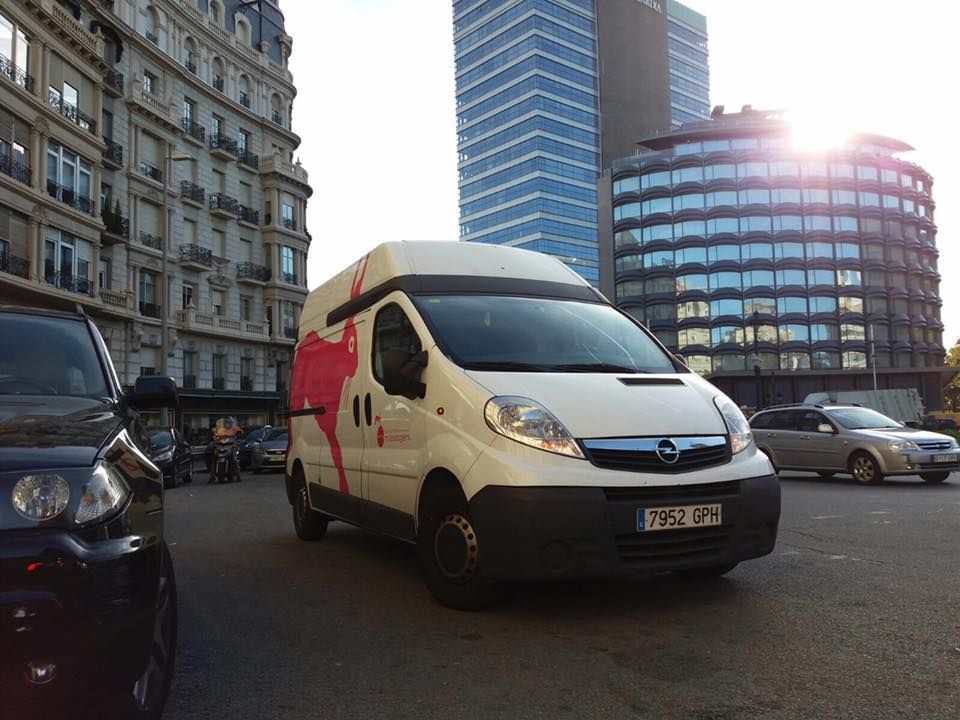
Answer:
185;60;197;75
236;262;270;282
48;90;96;134
209;134;237;155
281;272;298;285
240;377;253;391
282;217;297;231
102;214;129;238
209;193;239;214
0;53;33;92
180;180;205;204
271;110;283;126
212;76;224;92
46;180;94;215
0;251;29;279
0;153;30;184
139;231;162;250
238;206;260;225
213;377;225;390
179;244;213;267
145;30;159;44
139;161;162;182
238;149;259;169
103;68;124;93
283;327;297;339
45;272;93;296
103;138;123;165
139;301;161;318
182;117;205;143
239;92;250;108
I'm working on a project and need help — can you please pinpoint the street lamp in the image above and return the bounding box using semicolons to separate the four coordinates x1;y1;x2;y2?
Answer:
160;148;193;426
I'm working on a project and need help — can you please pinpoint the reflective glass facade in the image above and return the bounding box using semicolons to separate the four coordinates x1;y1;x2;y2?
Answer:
454;0;708;285
666;0;709;128
609;117;943;379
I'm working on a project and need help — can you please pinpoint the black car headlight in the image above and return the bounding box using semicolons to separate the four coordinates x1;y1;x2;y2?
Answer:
8;461;130;529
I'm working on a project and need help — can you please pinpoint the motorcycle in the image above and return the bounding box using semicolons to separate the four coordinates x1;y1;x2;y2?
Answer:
209;436;241;484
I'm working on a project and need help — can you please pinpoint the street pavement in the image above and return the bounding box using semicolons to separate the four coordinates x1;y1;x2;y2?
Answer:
164;468;960;720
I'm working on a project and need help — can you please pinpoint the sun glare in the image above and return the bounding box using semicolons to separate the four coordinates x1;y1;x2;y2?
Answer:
788;112;853;152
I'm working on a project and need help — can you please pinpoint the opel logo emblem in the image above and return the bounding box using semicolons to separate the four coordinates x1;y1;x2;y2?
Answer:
655;438;680;464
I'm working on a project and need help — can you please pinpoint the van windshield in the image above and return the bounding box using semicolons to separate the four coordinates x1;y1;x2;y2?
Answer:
413;295;677;373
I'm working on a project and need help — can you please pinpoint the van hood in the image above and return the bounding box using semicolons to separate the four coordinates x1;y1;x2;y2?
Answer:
464;371;727;438
0;397;121;472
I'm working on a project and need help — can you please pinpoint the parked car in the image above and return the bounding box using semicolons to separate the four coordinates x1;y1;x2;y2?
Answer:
238;425;272;469
0;305;178;719
251;428;288;472
921;415;958;432
149;426;194;488
751;403;960;484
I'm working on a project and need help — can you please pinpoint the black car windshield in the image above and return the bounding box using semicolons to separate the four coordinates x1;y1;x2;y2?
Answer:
412;295;676;373
0;314;109;397
827;408;903;430
265;429;288;442
150;429;174;448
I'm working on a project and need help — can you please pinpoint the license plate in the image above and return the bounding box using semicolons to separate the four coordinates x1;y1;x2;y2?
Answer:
933;454;958;464
637;504;722;532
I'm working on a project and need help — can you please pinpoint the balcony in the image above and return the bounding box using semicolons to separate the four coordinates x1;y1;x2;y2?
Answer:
282;217;297;232
260;154;309;185
0;251;29;279
139;301;161;318
0;53;34;93
101;213;129;242
238;149;259;170
239;92;250;109
212;76;224;92
237;262;270;284
103;68;124;96
240;377;253;392
238;205;260;226
47;180;94;215
209;134;237;159
45;272;93;296
48;90;97;135
181;180;205;207
182;118;205;144
209;193;239;218
139;161;162;183
103;138;123;168
183;374;197;390
185;60;197;75
99;288;129;310
179;244;213;270
0;153;30;185
280;272;298;285
145;30;159;45
139;231;162;251
271;110;283;126
213;377;225;390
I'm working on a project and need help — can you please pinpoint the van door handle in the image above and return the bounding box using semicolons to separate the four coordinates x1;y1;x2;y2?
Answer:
364;393;372;427
352;395;360;427
766;433;777;438
800;435;811;440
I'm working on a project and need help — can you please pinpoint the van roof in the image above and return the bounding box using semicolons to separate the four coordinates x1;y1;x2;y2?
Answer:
300;241;601;336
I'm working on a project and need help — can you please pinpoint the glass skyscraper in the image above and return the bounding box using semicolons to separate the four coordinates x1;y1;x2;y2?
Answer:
666;0;710;128
453;0;709;285
454;0;601;283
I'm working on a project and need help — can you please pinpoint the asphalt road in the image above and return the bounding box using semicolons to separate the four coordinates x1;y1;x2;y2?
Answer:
164;469;960;720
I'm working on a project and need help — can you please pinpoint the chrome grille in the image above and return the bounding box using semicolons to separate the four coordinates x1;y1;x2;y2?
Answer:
917;440;953;451
583;436;730;474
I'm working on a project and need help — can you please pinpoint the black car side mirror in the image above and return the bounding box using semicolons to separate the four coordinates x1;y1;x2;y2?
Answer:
382;349;427;400
128;376;180;410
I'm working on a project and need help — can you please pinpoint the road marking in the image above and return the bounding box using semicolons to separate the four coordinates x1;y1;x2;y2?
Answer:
868;511;892;515
811;514;843;520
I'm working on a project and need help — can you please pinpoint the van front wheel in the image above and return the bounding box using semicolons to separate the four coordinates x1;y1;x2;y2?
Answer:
417;482;503;611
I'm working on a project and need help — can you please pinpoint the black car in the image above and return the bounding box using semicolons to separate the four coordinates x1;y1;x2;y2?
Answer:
0;306;178;720
149;427;194;488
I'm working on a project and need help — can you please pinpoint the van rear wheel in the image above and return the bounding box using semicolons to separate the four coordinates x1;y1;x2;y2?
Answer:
417;481;503;611
292;467;328;541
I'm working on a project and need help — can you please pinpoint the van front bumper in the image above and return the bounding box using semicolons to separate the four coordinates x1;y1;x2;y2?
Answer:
468;474;780;581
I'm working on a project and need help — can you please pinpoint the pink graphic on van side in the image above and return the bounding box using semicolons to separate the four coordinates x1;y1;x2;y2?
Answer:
289;254;369;494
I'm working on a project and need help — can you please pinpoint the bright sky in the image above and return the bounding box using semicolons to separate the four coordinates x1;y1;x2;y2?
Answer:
284;0;958;348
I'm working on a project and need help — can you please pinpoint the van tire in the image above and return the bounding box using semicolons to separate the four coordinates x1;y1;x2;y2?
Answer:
417;481;503;611
849;452;882;485
921;472;950;484
292;467;328;541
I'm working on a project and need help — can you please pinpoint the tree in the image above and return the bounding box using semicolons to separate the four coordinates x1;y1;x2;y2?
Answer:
945;339;960;412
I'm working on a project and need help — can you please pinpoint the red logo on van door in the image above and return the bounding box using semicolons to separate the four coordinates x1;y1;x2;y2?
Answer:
289;254;369;495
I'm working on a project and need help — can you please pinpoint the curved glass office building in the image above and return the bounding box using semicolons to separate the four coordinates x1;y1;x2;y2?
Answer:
601;108;949;409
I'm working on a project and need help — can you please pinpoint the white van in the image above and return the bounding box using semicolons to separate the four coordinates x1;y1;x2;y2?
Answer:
285;241;779;608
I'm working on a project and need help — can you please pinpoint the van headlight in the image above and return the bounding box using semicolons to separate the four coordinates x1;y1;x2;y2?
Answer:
714;396;753;454
484;396;584;459
8;461;130;528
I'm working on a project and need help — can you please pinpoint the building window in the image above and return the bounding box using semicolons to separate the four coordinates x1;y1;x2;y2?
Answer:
281;246;295;283
184;98;195;124
281;203;295;230
238;129;250;154
211;289;224;316
182;282;195;310
241;357;254;391
212;114;223;139
46;142;93;213
0;13;31;89
240;295;251;321
143;70;156;94
212;354;225;389
138;270;158;316
183;351;197;388
43;229;92;292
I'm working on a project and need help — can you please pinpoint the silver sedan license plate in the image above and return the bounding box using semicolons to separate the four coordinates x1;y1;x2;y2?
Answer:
933;454;957;464
637;504;722;532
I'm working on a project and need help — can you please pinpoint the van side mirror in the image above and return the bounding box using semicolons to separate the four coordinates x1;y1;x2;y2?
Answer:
817;423;835;434
382;349;427;400
128;376;179;410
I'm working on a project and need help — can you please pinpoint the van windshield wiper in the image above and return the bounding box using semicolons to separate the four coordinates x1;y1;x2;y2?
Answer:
461;361;557;372
549;363;648;373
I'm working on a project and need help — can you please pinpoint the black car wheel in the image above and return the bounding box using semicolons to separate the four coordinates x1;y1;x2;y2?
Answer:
129;542;177;719
921;471;950;484
416;480;503;611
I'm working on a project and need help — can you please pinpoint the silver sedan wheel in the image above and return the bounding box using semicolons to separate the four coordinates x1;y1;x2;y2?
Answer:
851;454;879;484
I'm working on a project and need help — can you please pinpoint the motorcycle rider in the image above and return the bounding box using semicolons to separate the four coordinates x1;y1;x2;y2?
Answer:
210;417;243;483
